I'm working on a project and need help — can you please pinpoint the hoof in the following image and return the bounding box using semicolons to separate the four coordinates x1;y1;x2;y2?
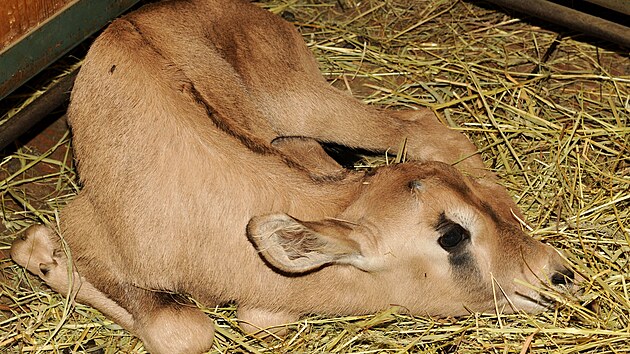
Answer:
11;225;60;277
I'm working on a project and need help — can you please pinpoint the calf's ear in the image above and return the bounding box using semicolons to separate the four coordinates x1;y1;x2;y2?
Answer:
246;213;373;274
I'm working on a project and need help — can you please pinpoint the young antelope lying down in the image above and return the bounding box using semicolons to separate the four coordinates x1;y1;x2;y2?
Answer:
11;0;574;353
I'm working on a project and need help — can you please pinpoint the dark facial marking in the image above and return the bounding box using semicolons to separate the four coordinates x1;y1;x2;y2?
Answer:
435;172;474;204
480;202;502;225
434;213;481;282
449;249;483;285
430;166;507;229
449;251;475;272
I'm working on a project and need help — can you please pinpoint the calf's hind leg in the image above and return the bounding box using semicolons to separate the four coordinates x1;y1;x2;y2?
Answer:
11;224;135;329
11;224;215;354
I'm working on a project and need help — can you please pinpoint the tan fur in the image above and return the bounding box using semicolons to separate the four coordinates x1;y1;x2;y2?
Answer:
10;1;573;353
271;136;345;177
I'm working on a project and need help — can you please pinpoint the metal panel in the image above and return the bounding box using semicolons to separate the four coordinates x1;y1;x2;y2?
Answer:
0;0;141;100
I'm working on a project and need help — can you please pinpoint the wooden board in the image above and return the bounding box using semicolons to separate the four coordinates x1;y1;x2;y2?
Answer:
0;0;73;50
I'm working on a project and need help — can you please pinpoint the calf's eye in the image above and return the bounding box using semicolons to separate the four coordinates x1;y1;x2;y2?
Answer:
435;213;470;251
438;224;468;250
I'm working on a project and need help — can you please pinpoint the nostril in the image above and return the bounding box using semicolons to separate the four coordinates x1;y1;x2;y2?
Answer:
551;268;574;286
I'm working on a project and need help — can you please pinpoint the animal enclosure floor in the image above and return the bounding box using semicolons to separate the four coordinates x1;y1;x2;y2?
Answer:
1;0;629;353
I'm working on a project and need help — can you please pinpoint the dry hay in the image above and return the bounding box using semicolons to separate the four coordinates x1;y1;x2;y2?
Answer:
1;0;629;352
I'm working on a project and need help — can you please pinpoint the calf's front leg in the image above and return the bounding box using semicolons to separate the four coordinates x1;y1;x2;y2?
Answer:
11;225;135;329
11;224;215;354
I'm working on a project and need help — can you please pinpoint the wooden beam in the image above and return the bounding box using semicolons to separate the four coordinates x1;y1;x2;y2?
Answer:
483;0;630;48
584;0;630;16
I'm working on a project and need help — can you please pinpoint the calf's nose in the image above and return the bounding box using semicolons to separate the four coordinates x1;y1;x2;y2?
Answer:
550;267;574;286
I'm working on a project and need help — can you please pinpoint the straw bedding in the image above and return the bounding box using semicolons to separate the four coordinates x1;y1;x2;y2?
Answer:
1;0;628;352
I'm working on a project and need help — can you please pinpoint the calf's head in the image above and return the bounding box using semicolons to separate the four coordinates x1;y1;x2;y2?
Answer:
248;161;572;316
